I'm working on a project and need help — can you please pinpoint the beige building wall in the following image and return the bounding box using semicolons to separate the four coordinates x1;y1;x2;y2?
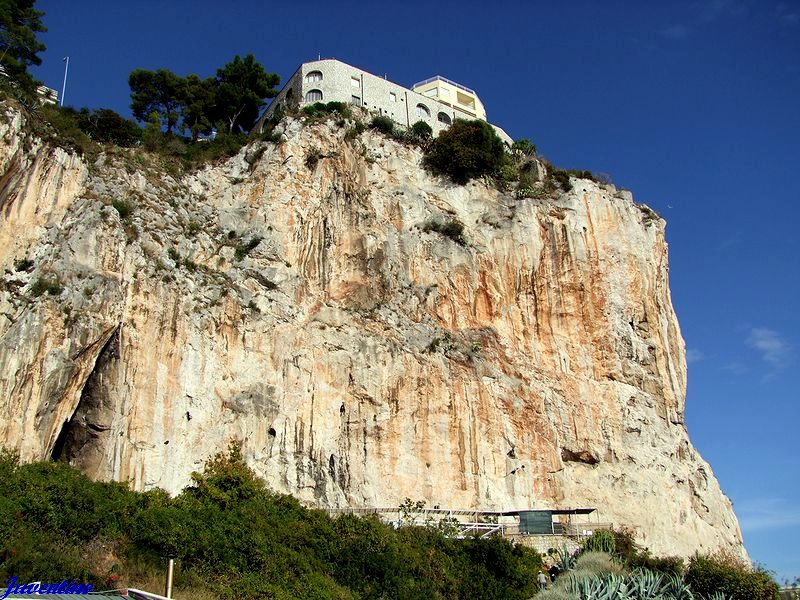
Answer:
411;76;487;121
259;59;513;146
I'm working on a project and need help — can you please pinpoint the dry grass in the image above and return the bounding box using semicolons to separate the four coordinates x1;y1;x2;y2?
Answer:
573;551;625;576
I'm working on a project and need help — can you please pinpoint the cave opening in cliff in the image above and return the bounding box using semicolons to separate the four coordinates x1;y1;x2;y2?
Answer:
561;448;599;465
50;326;121;464
50;419;71;461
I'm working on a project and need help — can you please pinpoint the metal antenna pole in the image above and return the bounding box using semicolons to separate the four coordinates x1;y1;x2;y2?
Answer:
60;56;69;107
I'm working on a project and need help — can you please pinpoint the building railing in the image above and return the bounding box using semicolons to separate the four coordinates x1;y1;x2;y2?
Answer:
327;506;515;518
326;507;614;540
501;522;614;537
412;75;476;95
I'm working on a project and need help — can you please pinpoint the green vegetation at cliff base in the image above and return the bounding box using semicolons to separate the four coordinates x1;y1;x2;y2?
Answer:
0;446;543;600
0;446;779;600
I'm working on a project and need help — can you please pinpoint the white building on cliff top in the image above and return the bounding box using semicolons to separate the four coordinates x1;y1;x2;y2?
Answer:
258;58;513;145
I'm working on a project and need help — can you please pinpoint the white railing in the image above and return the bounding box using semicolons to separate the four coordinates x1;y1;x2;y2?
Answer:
412;75;476;95
126;588;171;600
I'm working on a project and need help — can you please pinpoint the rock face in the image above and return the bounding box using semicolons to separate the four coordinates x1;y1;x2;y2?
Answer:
0;104;744;557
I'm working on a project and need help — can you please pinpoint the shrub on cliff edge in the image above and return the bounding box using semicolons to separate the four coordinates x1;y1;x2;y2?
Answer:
423;119;505;184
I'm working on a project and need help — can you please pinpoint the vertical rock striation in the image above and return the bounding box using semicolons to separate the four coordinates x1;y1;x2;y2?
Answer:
0;106;743;557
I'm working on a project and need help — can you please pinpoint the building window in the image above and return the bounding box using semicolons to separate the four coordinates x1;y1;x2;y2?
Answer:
456;91;475;109
351;95;361;106
440;88;450;98
305;89;323;102
437;112;452;125
424;89;437;98
305;71;323;83
389;92;397;102
416;103;430;118
351;77;360;87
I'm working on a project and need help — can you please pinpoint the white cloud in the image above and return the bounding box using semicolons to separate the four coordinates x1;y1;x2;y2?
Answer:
722;361;748;375
660;0;751;39
686;348;705;363
747;327;792;368
777;2;800;24
737;498;800;532
660;24;690;39
701;0;748;21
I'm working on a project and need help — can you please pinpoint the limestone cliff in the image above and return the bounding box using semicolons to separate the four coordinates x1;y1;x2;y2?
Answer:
0;104;743;557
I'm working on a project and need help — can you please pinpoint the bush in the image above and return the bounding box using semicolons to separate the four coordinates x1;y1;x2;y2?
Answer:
234;237;262;260
611;526;639;564
183;132;248;167
34;104;97;157
628;552;685;578
323;101;349;116
369;115;395;136
611;527;685;578
423;119;505;184
29;277;63;297
305;147;323;170
302;101;351;119
498;162;520;184
423;218;467;246
0;446;550;600
685;553;779;600
410;120;432;141
581;529;615;554
512;138;536;157
13;258;34;272
344;121;366;140
550;168;573;192
75;108;142;147
549;167;605;193
31;105;142;154
111;199;133;219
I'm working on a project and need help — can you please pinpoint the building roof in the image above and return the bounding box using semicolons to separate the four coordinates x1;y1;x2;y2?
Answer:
412;75;477;95
327;506;597;517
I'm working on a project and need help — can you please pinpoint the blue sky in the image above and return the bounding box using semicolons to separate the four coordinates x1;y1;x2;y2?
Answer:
32;0;799;583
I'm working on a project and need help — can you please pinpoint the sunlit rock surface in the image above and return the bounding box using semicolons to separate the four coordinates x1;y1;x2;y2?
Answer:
0;105;743;557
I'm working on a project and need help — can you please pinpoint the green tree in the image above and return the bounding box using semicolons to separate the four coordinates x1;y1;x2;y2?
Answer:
180;74;216;140
186;442;263;508
75;108;141;146
128;68;184;133
0;0;46;86
215;54;279;133
423;119;505;184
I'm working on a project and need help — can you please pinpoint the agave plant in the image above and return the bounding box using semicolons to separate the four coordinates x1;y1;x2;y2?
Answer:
598;573;632;600
626;569;668;599
564;572;633;600
699;593;728;600
556;545;577;571
542;563;728;600
662;573;695;600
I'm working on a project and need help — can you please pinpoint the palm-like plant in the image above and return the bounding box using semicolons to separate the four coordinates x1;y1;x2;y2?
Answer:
556;545;577;571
